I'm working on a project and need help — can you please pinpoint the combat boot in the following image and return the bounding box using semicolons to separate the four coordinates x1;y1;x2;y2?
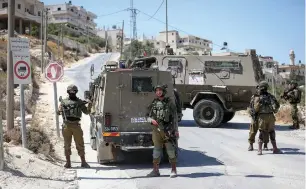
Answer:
263;143;268;151
80;155;90;168
147;163;160;177
257;142;263;155
271;141;282;154
64;155;71;168
248;143;253;151
170;162;177;178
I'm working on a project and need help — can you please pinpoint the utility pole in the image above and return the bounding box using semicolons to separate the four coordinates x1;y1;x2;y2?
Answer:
61;24;64;60
6;0;16;131
40;10;44;72
120;20;124;59
43;9;48;70
165;0;168;44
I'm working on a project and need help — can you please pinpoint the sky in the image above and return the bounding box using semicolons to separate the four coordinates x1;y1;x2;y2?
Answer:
42;0;305;64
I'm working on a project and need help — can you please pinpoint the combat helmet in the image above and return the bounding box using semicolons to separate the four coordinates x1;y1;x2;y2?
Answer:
154;84;167;96
290;80;298;86
258;81;269;91
67;84;78;93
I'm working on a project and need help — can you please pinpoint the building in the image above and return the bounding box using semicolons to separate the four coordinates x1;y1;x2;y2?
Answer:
155;30;213;55
97;27;124;51
0;0;44;35
261;50;305;86
46;1;97;36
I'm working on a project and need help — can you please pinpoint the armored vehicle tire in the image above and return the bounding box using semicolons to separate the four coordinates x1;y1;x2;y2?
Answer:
222;112;235;123
193;99;224;128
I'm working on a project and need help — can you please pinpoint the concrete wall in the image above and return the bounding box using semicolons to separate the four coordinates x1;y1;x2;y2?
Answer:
48;34;87;56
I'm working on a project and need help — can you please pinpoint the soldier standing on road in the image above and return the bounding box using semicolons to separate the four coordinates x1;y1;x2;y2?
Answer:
146;85;179;178
254;81;282;155
248;85;269;151
281;80;301;130
58;84;92;168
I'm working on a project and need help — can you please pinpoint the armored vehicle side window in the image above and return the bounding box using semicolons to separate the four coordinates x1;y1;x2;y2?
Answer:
132;77;153;92
204;61;242;74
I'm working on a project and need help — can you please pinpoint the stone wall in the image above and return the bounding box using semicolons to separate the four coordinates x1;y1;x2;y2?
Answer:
48;34;88;56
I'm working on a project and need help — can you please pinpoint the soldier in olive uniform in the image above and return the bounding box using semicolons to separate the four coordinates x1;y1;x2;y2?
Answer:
254;81;281;155
146;85;179;178
58;85;92;168
248;85;269;151
282;80;301;129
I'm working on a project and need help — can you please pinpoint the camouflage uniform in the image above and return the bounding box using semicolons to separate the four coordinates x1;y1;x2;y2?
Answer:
146;85;178;178
286;80;301;129
58;85;92;168
254;81;281;155
247;87;269;151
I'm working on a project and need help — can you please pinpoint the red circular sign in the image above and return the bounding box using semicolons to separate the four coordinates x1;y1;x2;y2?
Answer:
14;60;31;79
45;62;64;82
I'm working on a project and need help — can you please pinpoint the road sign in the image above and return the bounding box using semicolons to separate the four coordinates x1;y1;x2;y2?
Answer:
45;62;64;82
13;52;32;84
10;37;30;52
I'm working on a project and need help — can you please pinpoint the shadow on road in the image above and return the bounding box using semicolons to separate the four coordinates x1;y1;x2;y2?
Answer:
277;148;305;155
78;171;224;180
245;174;273;178
73;148;223;172
179;119;293;131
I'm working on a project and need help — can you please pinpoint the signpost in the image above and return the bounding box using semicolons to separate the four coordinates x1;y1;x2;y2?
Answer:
10;37;31;149
45;62;64;137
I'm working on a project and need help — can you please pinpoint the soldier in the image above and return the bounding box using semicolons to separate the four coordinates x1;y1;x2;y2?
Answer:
254;81;281;155
281;80;301;129
146;85;179;178
248;85;269;151
58;84;92;168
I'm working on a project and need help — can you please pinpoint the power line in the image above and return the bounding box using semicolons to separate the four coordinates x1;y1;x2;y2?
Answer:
137;9;236;51
97;8;129;18
147;0;164;20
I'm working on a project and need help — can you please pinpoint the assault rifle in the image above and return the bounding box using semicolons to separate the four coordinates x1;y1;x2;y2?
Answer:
249;99;258;122
280;88;293;100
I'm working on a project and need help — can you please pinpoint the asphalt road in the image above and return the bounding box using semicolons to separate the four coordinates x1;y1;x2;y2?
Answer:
57;53;305;189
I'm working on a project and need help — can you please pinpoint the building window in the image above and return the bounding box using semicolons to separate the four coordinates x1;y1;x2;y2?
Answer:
38;11;41;16
156;42;160;45
17;4;21;9
172;33;174;35
2;3;8;8
71;8;74;12
172;40;174;43
57;7;61;11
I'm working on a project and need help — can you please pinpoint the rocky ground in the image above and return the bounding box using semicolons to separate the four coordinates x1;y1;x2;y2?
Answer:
0;31;102;188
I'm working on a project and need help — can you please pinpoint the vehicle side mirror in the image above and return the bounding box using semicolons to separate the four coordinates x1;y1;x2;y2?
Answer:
84;90;90;100
90;64;94;76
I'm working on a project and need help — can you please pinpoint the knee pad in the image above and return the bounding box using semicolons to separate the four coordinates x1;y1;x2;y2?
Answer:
269;131;276;141
153;147;162;159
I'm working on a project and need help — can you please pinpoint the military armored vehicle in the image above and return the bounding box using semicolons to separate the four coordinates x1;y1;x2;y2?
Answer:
150;49;264;128
84;57;180;164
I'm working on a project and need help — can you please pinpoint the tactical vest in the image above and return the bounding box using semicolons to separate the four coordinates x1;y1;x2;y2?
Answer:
259;93;279;114
289;89;302;104
151;98;171;123
61;97;83;119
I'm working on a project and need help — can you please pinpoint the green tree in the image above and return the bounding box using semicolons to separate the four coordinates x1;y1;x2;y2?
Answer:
123;40;158;60
30;25;39;37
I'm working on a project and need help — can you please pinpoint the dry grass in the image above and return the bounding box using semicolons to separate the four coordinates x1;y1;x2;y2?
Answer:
275;105;305;125
275;106;292;124
3;118;56;157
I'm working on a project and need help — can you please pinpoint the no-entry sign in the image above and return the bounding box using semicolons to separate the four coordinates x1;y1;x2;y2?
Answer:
45;62;64;82
13;52;32;84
